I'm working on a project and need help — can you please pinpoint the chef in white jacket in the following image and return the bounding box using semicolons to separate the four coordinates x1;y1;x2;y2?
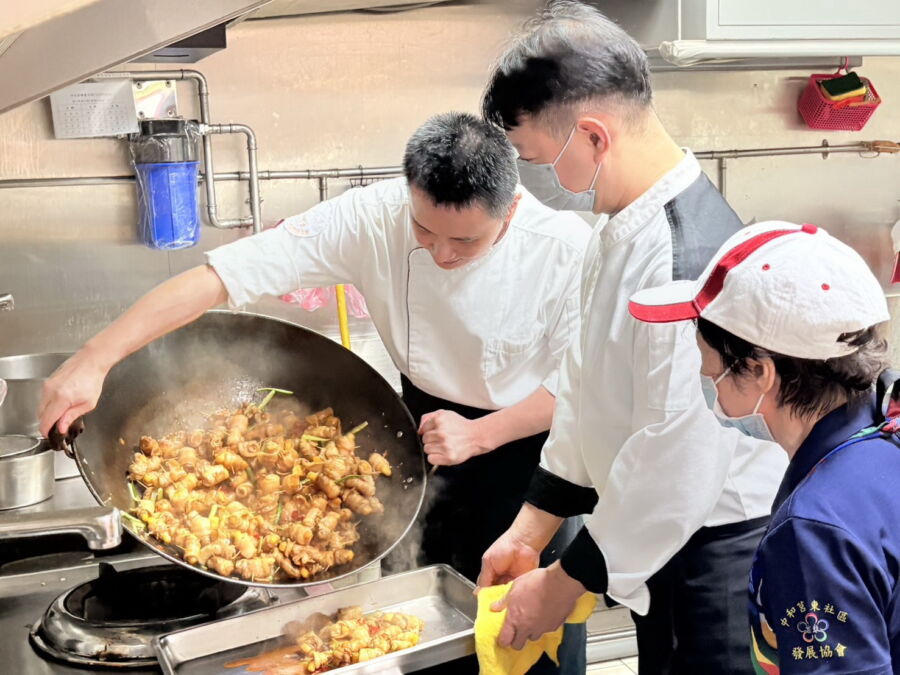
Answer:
476;4;786;673
39;112;590;674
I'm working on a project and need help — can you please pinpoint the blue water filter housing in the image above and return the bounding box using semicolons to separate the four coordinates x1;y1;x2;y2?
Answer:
131;119;201;250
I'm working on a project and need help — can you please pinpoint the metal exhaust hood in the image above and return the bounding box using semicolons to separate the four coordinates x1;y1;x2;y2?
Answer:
0;0;273;115
246;0;449;20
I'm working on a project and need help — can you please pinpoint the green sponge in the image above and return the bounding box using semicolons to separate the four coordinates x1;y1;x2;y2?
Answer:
819;72;867;101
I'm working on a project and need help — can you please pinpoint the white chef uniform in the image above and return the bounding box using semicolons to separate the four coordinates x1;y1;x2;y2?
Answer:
528;151;787;619
206;177;591;410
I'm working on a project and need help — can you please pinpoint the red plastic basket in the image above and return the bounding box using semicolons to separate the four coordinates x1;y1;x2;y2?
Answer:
798;69;881;131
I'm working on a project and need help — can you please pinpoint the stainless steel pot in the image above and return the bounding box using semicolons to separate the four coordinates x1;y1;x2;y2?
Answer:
0;352;78;479
73;311;426;588
0;435;54;509
0;353;70;436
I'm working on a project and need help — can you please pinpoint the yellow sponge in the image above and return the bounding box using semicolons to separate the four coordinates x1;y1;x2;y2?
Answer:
819;72;867;101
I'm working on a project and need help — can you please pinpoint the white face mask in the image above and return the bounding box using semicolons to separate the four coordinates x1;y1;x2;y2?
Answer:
516;125;602;212
701;368;775;443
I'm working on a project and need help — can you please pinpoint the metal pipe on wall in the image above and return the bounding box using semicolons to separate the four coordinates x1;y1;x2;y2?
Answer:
0;141;895;192
203;123;262;233
93;69;262;233
0;168;404;190
693;140;900;160
717;158;727;197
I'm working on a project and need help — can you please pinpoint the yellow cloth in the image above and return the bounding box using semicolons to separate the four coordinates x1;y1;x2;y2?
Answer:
475;583;596;675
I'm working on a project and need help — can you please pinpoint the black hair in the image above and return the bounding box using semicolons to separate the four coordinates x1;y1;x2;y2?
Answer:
402;112;517;218
482;0;651;132
697;318;888;419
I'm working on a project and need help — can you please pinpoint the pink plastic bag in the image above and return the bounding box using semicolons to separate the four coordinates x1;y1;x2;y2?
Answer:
258;218;370;318
280;285;370;318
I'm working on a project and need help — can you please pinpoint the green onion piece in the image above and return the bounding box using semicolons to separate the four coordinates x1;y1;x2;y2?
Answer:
128;482;141;502
348;421;369;436
121;512;146;530
246;465;256;482
301;434;329;443
256;387;294;411
275;497;284;525
256;387;294;395
336;474;363;484
258;390;277;411
155;488;163;502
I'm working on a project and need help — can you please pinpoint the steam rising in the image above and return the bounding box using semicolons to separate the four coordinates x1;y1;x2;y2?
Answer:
80;312;426;586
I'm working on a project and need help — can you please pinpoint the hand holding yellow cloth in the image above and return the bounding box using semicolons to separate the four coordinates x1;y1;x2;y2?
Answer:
475;583;596;675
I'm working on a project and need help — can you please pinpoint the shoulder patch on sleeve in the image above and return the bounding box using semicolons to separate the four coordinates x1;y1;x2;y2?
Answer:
282;205;331;238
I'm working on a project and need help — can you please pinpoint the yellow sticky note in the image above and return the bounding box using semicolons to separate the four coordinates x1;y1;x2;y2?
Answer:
474;583;596;675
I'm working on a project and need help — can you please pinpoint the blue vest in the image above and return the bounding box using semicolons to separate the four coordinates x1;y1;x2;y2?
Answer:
749;387;900;674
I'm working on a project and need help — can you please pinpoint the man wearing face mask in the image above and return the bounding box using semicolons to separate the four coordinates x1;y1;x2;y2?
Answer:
476;3;786;673
39;113;591;674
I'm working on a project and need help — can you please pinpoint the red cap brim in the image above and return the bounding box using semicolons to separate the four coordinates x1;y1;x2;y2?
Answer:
628;299;700;323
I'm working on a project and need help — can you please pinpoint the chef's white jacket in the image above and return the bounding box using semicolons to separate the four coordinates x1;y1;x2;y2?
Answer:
207;178;591;410
530;152;787;615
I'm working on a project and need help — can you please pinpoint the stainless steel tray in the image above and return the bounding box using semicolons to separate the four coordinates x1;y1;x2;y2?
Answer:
153;565;476;674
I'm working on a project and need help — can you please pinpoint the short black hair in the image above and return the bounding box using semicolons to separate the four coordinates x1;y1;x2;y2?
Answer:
402;112;517;218
482;0;651;132
698;318;888;419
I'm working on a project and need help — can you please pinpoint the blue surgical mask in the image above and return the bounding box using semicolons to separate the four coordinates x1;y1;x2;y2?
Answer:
516;126;602;212
701;369;775;442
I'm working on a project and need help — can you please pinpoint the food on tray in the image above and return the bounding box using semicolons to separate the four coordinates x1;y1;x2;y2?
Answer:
125;391;392;583
225;606;425;674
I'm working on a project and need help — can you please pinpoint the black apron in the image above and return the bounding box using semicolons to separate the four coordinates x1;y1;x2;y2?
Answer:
629;515;769;675
392;376;585;675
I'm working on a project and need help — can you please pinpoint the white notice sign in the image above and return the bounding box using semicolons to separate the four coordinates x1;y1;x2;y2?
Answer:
50;80;139;139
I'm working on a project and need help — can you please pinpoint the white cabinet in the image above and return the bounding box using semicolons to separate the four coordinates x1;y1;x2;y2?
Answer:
681;0;900;40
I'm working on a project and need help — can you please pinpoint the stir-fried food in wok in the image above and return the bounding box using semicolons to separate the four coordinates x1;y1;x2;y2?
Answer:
225;606;425;674
126;394;392;583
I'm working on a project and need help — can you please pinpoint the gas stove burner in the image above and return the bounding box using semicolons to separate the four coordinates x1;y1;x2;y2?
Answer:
30;562;273;669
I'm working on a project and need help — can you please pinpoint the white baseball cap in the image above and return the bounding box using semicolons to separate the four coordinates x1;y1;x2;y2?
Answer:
891;218;900;284
629;221;890;360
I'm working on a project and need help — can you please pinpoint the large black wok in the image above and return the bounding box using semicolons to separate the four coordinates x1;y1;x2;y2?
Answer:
74;311;426;587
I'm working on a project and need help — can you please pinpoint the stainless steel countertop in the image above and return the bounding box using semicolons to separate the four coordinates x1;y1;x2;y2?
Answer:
0;553;169;674
0;547;379;673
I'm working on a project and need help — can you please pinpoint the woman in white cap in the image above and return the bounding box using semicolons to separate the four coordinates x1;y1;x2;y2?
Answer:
629;221;899;673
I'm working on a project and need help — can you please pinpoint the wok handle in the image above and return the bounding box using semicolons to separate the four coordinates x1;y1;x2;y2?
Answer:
0;506;122;550
48;417;85;459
